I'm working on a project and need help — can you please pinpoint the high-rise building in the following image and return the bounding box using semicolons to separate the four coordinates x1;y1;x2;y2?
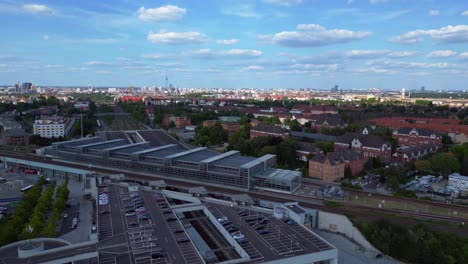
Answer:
21;82;32;91
401;88;406;99
331;85;339;92
421;86;425;92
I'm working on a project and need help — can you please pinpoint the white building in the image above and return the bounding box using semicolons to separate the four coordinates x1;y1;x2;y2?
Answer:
33;116;70;138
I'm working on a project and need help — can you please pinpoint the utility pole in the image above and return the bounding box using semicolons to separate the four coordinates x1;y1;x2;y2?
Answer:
80;108;84;138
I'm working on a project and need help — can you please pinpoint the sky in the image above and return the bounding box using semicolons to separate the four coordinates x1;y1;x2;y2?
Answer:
0;0;467;90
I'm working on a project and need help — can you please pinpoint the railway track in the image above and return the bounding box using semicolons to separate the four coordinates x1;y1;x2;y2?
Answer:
2;151;467;223
301;177;468;212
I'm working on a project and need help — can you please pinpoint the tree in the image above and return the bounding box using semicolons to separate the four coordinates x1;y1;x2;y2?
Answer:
288;119;302;131
388;175;401;190
316;141;334;153
276;138;298;168
415;160;431;173
430;153;460;177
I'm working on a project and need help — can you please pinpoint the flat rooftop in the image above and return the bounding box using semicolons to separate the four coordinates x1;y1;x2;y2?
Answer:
98;183;335;264
214;155;257;168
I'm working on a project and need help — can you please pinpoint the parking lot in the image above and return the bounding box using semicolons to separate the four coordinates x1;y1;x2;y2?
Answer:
97;183;203;264
207;203;333;262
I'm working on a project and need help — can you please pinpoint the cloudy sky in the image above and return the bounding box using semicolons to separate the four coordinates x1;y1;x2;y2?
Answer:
1;0;468;90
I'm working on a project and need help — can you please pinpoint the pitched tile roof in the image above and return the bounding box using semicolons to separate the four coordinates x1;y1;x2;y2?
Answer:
251;124;288;135
336;132;390;149
396;127;441;137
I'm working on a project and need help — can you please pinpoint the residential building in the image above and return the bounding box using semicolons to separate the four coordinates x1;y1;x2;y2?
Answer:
392;145;438;162
250;124;289;139
309;154;345;182
369;117;468;143
309;150;365;182
3;128;29;145
73;101;90;109
335;128;392;163
203;118;241;134
308;115;347;132
162;115;191;129
296;142;320;162
290;131;336;142
33;116;71;138
393;128;442;147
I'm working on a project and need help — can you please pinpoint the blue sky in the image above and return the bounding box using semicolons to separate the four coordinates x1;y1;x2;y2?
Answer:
0;0;467;90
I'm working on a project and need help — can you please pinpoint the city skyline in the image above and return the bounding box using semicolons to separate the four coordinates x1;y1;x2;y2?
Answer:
0;0;468;89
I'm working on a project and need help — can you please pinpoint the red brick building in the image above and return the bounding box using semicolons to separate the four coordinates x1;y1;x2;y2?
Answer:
392;145;439;162
335;128;392;163
308;115;347;132
3;128;30;145
309;150;364;182
249;124;289;139
392;127;442;147
162;115;191;129
203;120;240;134
369;117;468;143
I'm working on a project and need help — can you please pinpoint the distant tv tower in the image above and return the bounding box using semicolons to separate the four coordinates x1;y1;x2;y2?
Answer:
165;74;168;90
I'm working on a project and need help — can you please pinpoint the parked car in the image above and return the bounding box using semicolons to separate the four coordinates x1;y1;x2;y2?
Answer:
177;239;190;243
151;252;165;259
286;220;296;225
126;212;136;217
217;216;228;222
166;218;177;222
258;230;269;235
174;230;184;234
99;210;110;215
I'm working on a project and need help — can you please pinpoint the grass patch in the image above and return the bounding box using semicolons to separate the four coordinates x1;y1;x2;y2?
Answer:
324;200;342;208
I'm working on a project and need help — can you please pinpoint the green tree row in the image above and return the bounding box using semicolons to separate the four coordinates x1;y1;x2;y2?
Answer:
357;219;468;264
0;177;47;246
42;181;70;237
193;122;228;146
416;144;468;176
22;180;57;239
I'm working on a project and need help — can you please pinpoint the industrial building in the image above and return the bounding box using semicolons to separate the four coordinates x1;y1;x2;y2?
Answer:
47;130;302;193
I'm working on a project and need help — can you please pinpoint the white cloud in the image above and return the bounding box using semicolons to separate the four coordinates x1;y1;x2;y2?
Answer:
263;0;303;6
147;31;207;45
263;24;371;47
22;4;54;15
216;39;240;45
290;64;338;70
427;50;457;58
224;49;262;57
85;61;114;66
367;59;458;70
242;65;264;71
462;10;468;16
351;67;397;74
344;50;388;59
459;52;468;60
387;51;417;58
222;4;262;18
391;25;468;44
42;35;49;40
429;10;439;16
142;49;262;60
45;64;63;68
137;5;186;22
370;0;389;4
